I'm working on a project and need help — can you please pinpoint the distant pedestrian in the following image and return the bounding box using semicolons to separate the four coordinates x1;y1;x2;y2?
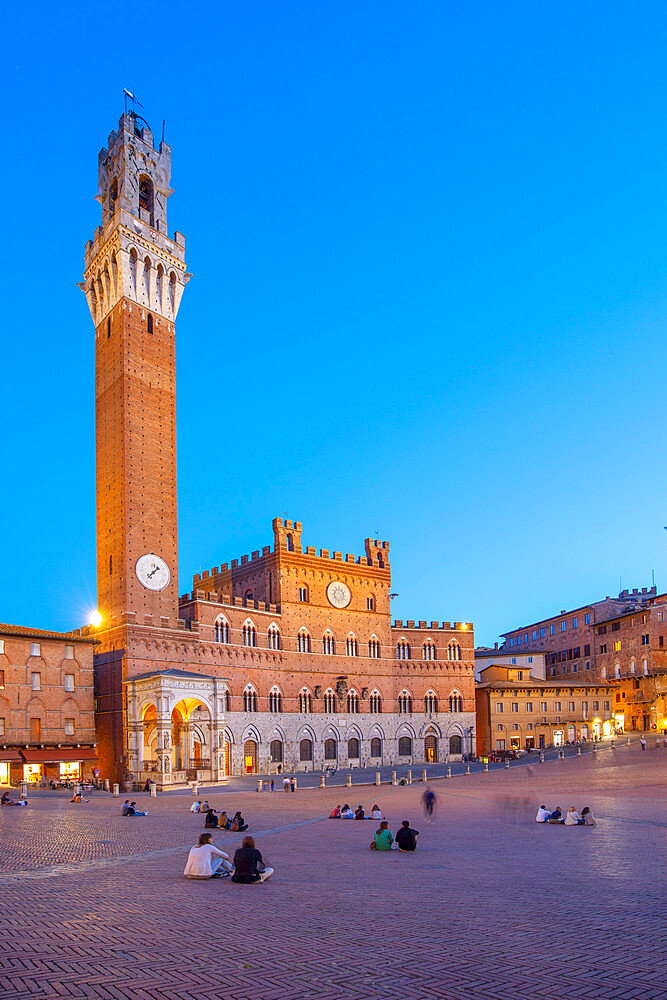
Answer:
422;789;437;821
290;777;296;793
283;777;290;793
640;737;647;751
270;779;274;792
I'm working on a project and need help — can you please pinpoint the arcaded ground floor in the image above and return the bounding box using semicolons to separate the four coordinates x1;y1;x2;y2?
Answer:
0;743;665;999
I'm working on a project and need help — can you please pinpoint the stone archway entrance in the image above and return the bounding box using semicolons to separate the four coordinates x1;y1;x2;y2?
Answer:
244;740;258;774
425;734;438;763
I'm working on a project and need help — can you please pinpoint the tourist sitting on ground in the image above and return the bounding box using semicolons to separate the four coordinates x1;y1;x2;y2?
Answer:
218;810;231;830
564;807;582;826
184;833;233;879
231;811;248;832
121;800;130;815
580;807;596;826
372;821;394;851
369;805;382;821
70;792;83;803
354;805;366;821
340;803;354;819
395;820;419;852
201;800;210;812
231;836;274;883
204;808;219;828
1;792;11;806
535;805;550;823
190;800;201;813
126;801;148;816
329;805;342;819
547;807;564;824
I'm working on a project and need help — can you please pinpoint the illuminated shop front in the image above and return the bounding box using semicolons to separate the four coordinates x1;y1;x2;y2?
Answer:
20;748;98;783
0;751;23;785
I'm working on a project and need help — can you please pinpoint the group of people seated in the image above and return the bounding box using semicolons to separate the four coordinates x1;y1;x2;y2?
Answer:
329;803;383;821
536;805;596;826
1;791;27;807
184;833;273;883
203;807;248;832
371;820;420;852
121;800;148;816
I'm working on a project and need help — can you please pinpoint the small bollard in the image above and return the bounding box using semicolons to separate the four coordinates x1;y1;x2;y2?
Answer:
611;740;616;749
407;770;412;784
626;737;630;745
483;762;489;772
577;747;581;756
422;769;428;782
20;782;28;799
150;783;157;797
656;740;660;749
505;760;510;769
346;773;352;787
392;771;397;786
465;764;471;775
257;779;263;792
375;771;381;785
112;783;119;797
592;746;597;755
104;778;110;792
319;775;325;788
446;766;452;779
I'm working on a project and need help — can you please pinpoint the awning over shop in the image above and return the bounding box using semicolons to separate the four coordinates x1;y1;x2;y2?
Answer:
20;748;98;764
0;751;23;763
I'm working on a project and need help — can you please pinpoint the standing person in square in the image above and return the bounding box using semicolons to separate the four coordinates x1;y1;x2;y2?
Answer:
422;788;437;822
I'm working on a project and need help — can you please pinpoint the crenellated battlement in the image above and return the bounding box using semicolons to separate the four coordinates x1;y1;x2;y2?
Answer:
180;591;281;615
392;619;473;632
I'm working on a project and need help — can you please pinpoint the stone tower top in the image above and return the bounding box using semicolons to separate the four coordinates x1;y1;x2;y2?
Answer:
83;111;190;326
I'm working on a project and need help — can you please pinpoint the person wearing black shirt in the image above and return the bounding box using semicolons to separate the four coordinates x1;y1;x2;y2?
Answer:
395;820;419;852
231;836;274;883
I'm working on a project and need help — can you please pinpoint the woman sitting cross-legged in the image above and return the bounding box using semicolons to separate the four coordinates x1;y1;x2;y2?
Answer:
231;836;274;884
340;803;354;819
564;807;582;826
203;808;219;828
184;833;233;879
231;811;248;832
354;805;366;821
580;807;596;826
218;810;232;830
369;805;382;821
329;805;342;819
371;820;394;851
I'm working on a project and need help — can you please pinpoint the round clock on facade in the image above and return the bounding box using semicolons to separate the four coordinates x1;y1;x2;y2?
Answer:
327;580;352;609
135;553;171;591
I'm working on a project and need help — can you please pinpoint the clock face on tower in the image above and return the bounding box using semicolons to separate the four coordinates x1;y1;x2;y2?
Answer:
135;553;171;592
327;581;352;609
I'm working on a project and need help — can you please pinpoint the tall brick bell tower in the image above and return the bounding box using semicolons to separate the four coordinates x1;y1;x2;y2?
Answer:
82;110;190;779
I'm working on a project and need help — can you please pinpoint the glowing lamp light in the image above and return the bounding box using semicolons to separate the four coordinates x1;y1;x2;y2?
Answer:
89;611;102;628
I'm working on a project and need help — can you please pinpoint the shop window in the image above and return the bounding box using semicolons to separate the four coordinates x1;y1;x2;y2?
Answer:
59;762;80;780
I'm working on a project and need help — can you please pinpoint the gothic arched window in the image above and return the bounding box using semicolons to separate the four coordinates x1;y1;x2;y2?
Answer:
323;689;337;713
369;691;382;714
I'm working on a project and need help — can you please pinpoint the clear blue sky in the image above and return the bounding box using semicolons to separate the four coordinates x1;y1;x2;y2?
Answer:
1;2;666;645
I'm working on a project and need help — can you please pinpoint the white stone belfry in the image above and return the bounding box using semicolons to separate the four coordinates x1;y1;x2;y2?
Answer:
82;112;190;326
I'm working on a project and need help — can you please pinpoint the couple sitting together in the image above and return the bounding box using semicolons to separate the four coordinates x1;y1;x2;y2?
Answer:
203;808;248;831
371;820;419;852
536;805;596;826
329;803;382;821
184;834;273;883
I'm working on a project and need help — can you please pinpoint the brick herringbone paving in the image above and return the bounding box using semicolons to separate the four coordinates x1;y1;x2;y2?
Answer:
1;746;665;999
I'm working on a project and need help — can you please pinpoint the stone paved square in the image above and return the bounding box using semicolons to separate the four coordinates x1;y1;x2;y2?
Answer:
1;745;665;1000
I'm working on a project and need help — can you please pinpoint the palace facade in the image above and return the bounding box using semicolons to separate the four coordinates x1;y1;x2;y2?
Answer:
83;110;475;785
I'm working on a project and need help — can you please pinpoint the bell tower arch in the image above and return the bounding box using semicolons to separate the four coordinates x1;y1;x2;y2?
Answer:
83;111;190;624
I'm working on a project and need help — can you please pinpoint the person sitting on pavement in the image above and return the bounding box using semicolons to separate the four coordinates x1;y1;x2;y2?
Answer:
580;806;596;826
190;801;201;813
547;806;564;824
201;800;210;812
354;805;366;821
535;805;550;823
395;820;419;852
329;805;342;819
231;811;248;832
564;807;582;826
126;801;148;816
372;821;394;851
340;803;354;819
369;804;382;821
121;799;130;816
231;836;274;883
184;833;233;879
1;792;11;806
218;810;231;830
204;808;219;828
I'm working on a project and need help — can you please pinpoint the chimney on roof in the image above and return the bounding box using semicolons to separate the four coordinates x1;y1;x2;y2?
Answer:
494;642;498;649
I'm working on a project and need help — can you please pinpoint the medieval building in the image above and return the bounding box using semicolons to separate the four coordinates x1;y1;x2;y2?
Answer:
83;110;475;785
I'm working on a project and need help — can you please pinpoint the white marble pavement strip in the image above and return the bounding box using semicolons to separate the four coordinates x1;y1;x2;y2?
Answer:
0;815;327;884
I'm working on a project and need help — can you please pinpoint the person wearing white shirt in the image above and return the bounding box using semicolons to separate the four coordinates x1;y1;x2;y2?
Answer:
184;833;233;878
190;801;201;813
535;805;550;823
340;803;354;819
564;807;582;826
